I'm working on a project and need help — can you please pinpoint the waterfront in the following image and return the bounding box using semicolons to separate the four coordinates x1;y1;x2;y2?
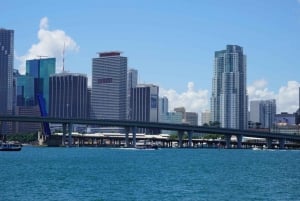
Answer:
1;147;299;201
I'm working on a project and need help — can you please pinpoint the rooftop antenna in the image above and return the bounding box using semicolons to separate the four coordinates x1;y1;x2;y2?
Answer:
37;55;48;59
62;42;65;72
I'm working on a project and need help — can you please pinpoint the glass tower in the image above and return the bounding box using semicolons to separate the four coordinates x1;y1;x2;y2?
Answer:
0;28;14;115
211;45;248;129
127;68;138;119
26;58;56;111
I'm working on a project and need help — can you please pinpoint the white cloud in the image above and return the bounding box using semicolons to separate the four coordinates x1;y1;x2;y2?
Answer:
277;81;300;113
248;79;300;113
160;80;299;119
160;82;209;114
17;17;79;74
247;79;276;100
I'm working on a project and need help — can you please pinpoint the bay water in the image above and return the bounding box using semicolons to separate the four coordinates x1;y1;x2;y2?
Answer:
1;147;299;201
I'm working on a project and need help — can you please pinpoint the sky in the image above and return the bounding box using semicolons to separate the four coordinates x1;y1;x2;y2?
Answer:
1;0;300;116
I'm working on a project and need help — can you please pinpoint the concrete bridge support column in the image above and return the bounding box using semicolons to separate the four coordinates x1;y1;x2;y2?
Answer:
279;138;285;149
178;131;184;148
68;123;72;147
132;126;137;148
267;138;273;149
62;123;67;146
236;135;243;149
188;131;193;148
125;127;129;148
225;135;232;149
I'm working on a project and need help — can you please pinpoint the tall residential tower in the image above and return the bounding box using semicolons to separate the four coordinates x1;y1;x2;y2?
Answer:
210;45;248;129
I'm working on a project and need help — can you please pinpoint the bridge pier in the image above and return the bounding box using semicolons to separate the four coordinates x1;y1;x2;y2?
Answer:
62;123;67;146
279;138;285;149
267;138;273;149
178;131;184;148
225;135;231;149
68;123;73;147
188;131;193;148
132;126;136;148
236;135;243;149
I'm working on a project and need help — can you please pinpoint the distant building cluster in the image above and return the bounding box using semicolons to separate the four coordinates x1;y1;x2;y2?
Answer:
0;28;299;135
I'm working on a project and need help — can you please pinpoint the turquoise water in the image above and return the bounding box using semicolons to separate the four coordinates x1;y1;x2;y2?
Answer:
1;147;299;201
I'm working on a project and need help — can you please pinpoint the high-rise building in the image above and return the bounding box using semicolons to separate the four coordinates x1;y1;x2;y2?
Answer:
250;99;276;129
49;73;88;118
91;51;127;120
127;68;138;119
26;58;56;111
201;110;211;126
210;45;248;129
0;28;14;115
130;84;159;133
185;112;198;126
16;75;35;106
159;97;169;115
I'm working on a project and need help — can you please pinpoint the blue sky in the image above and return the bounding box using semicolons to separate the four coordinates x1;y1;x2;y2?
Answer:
1;0;300;114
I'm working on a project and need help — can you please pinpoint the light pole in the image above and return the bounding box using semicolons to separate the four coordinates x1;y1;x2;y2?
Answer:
66;103;69;118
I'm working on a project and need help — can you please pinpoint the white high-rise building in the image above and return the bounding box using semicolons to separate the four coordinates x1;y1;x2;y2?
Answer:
91;51;127;120
210;45;248;129
201;110;211;126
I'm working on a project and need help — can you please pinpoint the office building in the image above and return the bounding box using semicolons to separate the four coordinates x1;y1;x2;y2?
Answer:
14;105;41;133
250;99;276;129
159;97;169;115
130;84;159;133
91;51;127;120
127;68;138;119
0;28;14;115
26;58;56;111
49;73;88;118
201;110;211;126
210;45;248;129
185;112;198;126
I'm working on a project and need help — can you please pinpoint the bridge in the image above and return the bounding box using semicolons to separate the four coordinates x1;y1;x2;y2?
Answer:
1;115;300;149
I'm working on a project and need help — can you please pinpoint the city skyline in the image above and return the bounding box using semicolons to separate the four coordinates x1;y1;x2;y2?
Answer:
1;0;300;115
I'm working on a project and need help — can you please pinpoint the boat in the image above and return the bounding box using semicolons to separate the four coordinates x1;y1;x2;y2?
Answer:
0;142;22;151
135;143;159;150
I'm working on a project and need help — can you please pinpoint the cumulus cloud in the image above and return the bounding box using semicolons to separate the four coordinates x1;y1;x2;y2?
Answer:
248;79;300;113
161;79;299;119
17;17;79;74
277;81;300;113
247;79;276;100
160;82;209;114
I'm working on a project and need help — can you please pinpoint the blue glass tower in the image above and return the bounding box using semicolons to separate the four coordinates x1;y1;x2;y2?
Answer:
25;58;56;111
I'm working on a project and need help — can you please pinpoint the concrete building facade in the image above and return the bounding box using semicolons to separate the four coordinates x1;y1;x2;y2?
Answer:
91;52;127;120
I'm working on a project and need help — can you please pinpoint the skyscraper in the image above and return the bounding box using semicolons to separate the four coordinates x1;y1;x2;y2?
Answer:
210;45;248;129
250;99;276;129
91;51;127;120
49;73;88;118
130;84;159;133
26;58;56;111
127;68;138;119
0;28;14;115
